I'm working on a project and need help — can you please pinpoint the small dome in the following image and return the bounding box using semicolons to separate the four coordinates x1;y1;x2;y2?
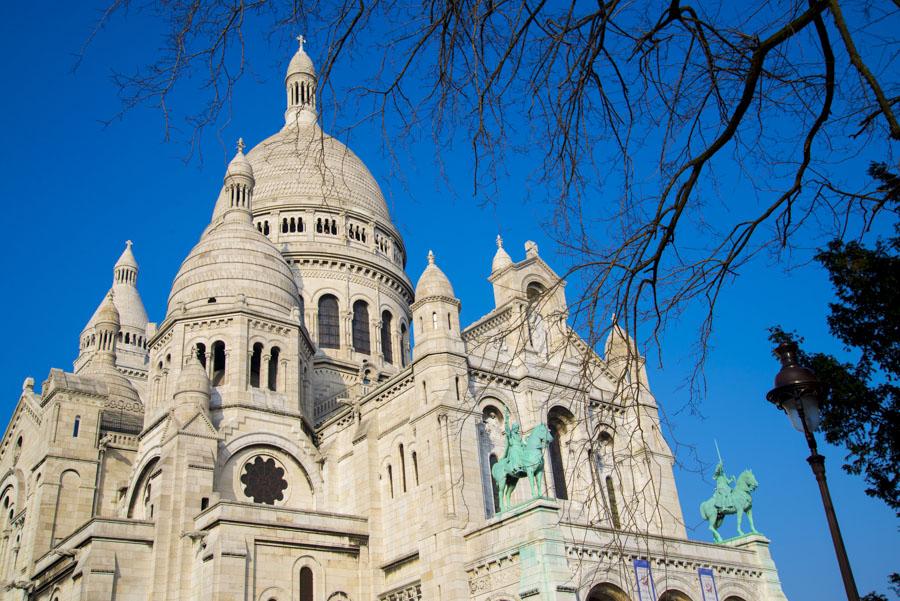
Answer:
115;240;138;270
415;251;455;299
174;355;211;402
491;235;513;273
167;216;300;319
287;36;316;78
95;292;120;326
226;138;254;179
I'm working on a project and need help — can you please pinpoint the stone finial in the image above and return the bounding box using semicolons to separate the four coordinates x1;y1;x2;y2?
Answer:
22;377;34;392
236;137;245;154
496;235;503;248
427;250;435;265
296;34;306;51
126;240;133;249
524;240;539;258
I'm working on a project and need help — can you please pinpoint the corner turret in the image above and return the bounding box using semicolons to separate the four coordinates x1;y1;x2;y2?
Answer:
284;35;317;126
412;251;464;359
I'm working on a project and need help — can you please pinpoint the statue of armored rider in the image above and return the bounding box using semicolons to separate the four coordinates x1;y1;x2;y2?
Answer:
712;460;736;512
502;408;526;473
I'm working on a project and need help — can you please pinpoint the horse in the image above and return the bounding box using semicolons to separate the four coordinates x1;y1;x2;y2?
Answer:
490;423;554;512
699;469;759;542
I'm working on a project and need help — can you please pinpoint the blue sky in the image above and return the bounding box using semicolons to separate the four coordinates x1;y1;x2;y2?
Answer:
0;2;896;599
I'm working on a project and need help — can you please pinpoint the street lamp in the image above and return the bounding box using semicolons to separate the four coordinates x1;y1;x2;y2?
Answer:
766;342;859;601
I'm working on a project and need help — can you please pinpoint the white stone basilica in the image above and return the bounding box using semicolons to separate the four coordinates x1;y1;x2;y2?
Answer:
0;40;789;601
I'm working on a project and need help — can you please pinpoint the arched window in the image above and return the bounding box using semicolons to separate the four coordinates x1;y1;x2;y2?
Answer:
299;566;313;601
318;295;340;349
412;451;419;485
268;347;280;391
547;407;574;500
250;343;263;388
381;310;393;364
431;312;438;330
386;465;394;498
196;343;207;368
399;444;407;493
282;218;289;233
211;341;226;386
489;453;500;512
400;323;409;367
605;476;621;529
352;300;371;354
73;415;81;438
526;281;545;303
298;296;306;327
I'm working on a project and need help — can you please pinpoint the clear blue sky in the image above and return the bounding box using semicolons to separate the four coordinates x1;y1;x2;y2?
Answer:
0;3;896;599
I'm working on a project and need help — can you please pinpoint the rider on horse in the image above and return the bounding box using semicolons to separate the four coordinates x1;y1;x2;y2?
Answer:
503;408;526;470
712;461;736;511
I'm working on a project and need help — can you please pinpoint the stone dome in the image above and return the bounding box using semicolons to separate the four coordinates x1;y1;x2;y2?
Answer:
174;355;211;403
167;217;300;318
287;45;316;77
491;235;513;273
95;292;120;325
246;122;391;223
415;251;455;299
226;139;254;179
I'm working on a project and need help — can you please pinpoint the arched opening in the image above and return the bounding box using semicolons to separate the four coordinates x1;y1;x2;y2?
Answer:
298;296;306;327
299;566;313;601
211;341;226;386
722;597;748;601
352;300;371;354
547;406;574;500
400;323;409;367
72;415;81;438
399;444;407;493
606;476;621;528
526;281;546;303
381;310;393;364
412;451;419;485
587;583;631;601
250;343;263;388
268;347;280;391
386;465;394;498
431;311;438;330
489;453;500;513
659;591;693;601
196;342;207;368
318;295;340;349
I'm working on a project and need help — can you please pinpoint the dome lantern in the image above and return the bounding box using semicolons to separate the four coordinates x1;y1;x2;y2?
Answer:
285;34;317;125
219;138;254;222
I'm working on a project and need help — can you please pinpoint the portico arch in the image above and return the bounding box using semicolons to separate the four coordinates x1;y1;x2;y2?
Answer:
659;590;694;601
587;582;630;601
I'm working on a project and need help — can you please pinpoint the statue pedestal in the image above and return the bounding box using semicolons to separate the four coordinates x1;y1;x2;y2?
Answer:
722;534;789;601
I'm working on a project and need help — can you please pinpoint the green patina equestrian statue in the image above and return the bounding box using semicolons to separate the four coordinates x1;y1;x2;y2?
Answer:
699;457;761;543
490;409;553;512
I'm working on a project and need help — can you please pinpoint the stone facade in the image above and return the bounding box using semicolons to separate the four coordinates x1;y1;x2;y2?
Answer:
0;39;789;601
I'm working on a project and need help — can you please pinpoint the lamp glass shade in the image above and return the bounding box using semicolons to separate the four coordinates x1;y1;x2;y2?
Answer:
783;393;822;433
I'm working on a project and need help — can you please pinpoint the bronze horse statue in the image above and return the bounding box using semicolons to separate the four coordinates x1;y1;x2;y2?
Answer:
699;469;759;542
490;423;553;512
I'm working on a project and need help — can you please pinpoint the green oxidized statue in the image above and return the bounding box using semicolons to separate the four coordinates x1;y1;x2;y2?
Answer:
699;452;761;543
490;409;553;512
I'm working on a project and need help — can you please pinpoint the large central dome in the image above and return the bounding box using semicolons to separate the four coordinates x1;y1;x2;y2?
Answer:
247;122;390;222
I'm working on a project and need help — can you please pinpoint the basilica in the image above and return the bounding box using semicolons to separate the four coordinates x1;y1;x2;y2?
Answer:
0;40;789;601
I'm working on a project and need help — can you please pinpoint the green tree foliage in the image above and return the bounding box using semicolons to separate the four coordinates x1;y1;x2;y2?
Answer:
769;162;899;516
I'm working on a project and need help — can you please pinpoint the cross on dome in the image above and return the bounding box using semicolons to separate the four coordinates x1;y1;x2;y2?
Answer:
236;137;245;153
296;34;306;51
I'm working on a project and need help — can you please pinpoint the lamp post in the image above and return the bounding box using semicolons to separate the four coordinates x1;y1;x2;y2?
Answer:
766;342;859;601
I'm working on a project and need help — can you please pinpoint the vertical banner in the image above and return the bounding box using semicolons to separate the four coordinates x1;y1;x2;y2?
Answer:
633;559;656;601
698;567;719;601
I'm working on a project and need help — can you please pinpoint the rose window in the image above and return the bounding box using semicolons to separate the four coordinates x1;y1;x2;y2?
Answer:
240;456;288;504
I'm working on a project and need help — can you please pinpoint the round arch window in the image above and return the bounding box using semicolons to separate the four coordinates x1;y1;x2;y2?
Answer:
240;455;288;505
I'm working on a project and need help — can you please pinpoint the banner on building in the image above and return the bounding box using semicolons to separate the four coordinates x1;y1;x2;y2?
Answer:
633;559;656;601
698;567;719;601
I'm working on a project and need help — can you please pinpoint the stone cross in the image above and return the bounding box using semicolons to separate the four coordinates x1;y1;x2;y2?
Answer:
296;34;306;51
